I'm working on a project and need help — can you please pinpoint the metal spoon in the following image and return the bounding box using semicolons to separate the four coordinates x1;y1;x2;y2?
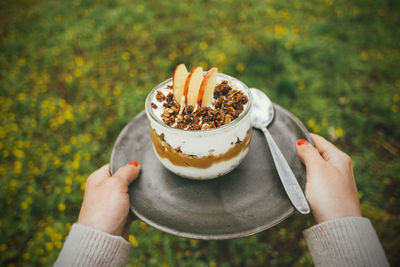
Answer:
250;88;310;214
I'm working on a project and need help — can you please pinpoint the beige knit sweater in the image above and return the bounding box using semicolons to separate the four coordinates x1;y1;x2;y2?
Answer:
54;217;389;267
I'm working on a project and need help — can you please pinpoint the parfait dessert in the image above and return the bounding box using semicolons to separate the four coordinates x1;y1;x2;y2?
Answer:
145;64;252;179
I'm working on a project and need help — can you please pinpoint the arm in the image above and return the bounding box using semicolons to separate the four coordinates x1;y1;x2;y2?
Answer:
55;162;141;267
296;135;389;267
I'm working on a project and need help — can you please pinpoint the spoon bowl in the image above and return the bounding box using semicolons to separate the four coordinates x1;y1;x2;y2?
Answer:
250;88;275;128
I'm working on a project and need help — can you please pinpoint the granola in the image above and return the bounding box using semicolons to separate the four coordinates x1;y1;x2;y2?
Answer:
154;81;248;130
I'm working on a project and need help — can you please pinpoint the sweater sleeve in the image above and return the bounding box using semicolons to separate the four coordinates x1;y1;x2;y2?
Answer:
54;223;131;267
304;216;389;267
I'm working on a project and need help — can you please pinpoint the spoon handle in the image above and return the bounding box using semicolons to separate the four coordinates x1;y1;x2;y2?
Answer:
262;128;310;214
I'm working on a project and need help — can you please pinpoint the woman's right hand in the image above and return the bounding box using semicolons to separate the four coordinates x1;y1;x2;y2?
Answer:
296;134;362;224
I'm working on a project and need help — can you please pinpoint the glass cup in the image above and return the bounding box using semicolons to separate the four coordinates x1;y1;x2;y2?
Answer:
145;73;252;180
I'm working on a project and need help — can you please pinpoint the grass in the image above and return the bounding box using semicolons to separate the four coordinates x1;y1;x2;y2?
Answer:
0;0;399;266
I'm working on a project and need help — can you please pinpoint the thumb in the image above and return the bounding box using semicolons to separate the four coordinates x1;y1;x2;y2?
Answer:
296;139;324;168
112;161;141;186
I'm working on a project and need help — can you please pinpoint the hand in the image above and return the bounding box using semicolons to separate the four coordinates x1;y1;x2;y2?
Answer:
296;134;361;223
77;161;141;238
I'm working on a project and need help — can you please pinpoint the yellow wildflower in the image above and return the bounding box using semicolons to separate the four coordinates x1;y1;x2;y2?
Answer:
236;63;245;72
58;203;66;211
70;136;77;144
393;94;399;102
55;241;63;249
199;42;208;50
11;123;19;132
94;33;102;42
18;58;26;67
27;185;33;193
184;47;192;55
17;93;26;101
113;86;121;96
136;4;144;13
122;52;130;61
45;242;54;252
293;1;301;9
129;234;139;247
199;62;208;70
80;182;86;192
10;179;17;187
21;202;28;209
65;74;73;84
53;157;61;167
75;56;84;66
84;152;91;161
336;128;344;137
267;7;276;16
307;119;315;128
13;149;24;158
0;127;7;138
184;250;192;256
285;41;293;50
23;253;30;260
140;221;147;231
129;69;137;77
0;243;7;251
74;69;82;78
62;145;71;153
0;167;5;176
14;161;22;174
168;52;177;61
65;177;72;185
360;51;368;60
64;186;71;193
90;79;98;88
392;105;398;113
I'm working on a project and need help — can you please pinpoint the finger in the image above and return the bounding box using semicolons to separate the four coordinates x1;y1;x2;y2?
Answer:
112;161;141;186
311;134;340;154
296;139;325;167
86;164;111;185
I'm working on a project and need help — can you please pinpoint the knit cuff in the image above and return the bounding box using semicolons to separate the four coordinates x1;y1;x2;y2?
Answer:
54;223;131;267
304;217;389;267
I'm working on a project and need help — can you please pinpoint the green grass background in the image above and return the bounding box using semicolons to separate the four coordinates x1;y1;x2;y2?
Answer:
1;0;399;266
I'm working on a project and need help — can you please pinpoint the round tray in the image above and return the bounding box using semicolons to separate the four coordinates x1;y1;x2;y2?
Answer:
110;104;311;240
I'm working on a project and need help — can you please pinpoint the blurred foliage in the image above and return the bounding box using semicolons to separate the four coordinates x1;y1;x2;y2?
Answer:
0;0;399;266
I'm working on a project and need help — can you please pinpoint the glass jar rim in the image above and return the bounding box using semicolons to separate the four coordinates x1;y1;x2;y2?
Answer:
145;72;253;135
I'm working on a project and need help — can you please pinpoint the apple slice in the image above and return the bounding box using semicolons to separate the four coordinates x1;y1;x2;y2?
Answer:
184;66;203;106
172;64;189;103
197;67;218;107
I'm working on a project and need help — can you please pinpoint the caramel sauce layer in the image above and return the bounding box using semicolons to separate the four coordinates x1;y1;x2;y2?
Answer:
150;128;251;169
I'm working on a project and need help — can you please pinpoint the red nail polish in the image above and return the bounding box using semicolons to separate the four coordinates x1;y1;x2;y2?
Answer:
297;139;308;146
129;161;139;167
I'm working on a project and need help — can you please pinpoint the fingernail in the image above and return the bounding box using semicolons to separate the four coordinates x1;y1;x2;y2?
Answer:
297;139;308;146
129;161;139;167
